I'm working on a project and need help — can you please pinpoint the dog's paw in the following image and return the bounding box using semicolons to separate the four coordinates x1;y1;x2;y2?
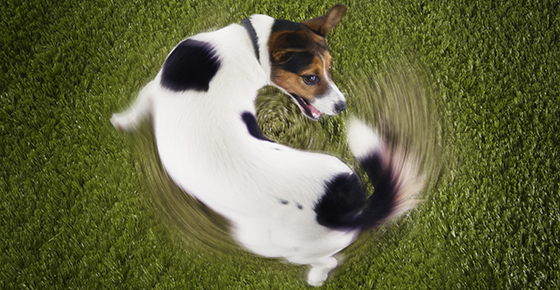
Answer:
307;270;327;287
307;257;338;287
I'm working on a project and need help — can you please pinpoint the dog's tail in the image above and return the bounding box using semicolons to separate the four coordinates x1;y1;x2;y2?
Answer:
347;119;422;229
315;119;423;230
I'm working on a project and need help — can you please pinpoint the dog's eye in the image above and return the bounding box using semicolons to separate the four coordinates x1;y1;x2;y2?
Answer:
302;75;319;85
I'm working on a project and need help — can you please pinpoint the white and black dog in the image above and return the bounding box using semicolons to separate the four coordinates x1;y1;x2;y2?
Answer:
112;4;421;286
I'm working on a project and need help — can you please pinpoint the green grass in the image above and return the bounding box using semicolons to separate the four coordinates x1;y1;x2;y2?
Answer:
2;0;559;289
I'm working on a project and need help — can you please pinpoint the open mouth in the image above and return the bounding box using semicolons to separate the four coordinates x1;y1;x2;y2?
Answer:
290;93;322;120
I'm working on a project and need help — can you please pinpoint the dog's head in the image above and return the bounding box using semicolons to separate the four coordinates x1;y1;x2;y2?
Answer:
268;4;347;120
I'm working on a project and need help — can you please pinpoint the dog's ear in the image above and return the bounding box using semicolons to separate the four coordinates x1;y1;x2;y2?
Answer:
270;30;315;63
303;4;346;36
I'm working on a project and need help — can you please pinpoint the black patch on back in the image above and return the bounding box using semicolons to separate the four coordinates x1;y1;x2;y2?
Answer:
272;19;306;32
241;112;272;142
160;39;221;92
314;173;367;229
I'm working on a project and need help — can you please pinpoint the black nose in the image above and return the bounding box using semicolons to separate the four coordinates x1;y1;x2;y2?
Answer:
334;101;347;113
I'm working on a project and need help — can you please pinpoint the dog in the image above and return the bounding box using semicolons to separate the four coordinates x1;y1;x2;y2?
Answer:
111;4;422;286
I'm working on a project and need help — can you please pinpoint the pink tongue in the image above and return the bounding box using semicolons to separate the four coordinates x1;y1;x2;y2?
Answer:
308;104;322;119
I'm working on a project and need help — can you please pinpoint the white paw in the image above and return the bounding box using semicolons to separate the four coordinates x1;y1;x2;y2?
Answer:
307;268;328;287
307;257;338;287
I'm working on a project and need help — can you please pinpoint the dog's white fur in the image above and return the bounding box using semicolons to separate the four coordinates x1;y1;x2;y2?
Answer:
112;13;418;287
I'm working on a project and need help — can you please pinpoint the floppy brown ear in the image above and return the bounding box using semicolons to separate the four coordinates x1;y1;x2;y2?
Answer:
270;30;315;63
302;4;346;36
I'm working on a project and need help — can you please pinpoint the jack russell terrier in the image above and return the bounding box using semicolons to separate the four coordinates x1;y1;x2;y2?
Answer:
111;4;422;286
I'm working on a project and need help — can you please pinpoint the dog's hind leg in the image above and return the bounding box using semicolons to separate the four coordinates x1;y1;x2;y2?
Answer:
307;257;338;287
111;81;155;132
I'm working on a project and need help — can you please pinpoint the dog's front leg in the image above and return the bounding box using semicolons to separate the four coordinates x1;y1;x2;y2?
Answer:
307;257;338;287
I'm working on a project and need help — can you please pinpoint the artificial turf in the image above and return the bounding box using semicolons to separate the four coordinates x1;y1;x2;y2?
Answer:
1;0;559;289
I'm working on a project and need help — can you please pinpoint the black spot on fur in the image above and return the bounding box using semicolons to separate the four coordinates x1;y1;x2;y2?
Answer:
241;112;272;142
160;39;220;92
314;173;366;229
281;51;315;74
296;203;303;210
315;152;402;230
272;19;306;32
279;198;289;205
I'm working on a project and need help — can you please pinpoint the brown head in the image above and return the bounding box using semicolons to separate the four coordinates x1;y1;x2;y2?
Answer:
267;4;347;120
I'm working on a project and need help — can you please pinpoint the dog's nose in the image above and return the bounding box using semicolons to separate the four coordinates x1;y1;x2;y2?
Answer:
334;101;347;113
